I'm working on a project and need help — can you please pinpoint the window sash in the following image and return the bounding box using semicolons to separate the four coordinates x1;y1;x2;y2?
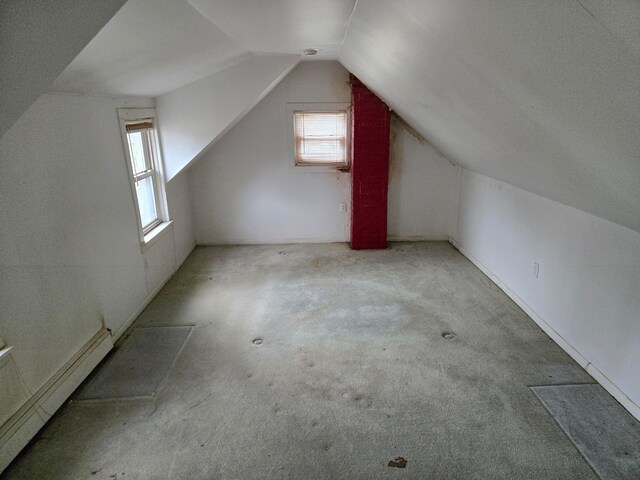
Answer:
124;122;163;234
294;111;348;165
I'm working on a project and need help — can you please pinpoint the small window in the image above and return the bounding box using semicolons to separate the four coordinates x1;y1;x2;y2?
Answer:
118;110;167;239
294;111;348;167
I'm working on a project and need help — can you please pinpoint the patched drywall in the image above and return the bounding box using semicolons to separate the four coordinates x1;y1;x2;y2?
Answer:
452;169;640;418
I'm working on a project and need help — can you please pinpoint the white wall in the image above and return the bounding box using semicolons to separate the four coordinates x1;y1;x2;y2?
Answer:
0;93;194;436
166;172;196;266
189;61;352;245
190;61;458;245
388;114;457;240
156;54;299;181
452;169;640;419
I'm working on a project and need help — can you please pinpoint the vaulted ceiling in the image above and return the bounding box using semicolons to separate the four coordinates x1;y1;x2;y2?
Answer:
2;0;639;232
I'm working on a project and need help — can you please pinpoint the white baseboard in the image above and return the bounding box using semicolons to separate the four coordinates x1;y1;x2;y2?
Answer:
112;242;196;343
196;237;349;246
0;329;112;473
449;237;640;421
388;235;449;242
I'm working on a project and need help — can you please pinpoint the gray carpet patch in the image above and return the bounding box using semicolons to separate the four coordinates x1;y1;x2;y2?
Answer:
78;326;191;400
531;384;640;480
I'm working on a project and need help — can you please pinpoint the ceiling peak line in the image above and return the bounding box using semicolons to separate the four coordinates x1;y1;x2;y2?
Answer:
339;0;359;60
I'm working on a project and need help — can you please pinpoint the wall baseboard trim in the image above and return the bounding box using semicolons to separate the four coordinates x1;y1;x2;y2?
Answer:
196;238;348;246
112;242;196;343
449;237;640;421
0;329;113;473
388;236;449;242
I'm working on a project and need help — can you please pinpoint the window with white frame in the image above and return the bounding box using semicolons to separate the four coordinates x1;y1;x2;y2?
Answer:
293;110;349;167
118;110;167;239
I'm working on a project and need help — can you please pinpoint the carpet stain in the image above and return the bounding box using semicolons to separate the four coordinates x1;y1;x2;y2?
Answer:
388;457;407;468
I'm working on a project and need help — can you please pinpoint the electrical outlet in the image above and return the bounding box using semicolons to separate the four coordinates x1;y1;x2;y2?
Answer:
533;262;540;279
339;203;347;212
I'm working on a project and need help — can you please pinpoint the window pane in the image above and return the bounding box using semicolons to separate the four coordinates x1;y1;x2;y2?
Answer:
127;131;148;174
294;111;347;164
135;176;157;229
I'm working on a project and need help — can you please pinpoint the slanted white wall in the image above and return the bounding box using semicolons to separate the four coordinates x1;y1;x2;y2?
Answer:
388;114;458;240
189;61;350;244
0;93;195;454
341;0;640;234
451;169;640;419
156;55;299;181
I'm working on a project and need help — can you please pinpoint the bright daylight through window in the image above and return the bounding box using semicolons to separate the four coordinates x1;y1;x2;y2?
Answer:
121;117;165;236
294;111;348;167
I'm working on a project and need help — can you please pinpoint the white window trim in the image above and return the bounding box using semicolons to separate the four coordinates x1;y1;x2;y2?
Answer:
117;108;170;249
286;102;351;174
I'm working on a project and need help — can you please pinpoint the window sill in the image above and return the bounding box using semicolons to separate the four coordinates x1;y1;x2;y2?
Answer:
141;220;173;253
292;164;350;174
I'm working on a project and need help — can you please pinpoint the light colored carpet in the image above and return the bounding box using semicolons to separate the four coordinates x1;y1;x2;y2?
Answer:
3;242;603;479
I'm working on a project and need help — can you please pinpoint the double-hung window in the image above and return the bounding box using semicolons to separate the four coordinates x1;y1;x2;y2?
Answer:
287;103;350;171
118;109;168;241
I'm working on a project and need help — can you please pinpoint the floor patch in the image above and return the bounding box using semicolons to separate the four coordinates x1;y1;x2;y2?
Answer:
78;326;191;400
531;384;640;480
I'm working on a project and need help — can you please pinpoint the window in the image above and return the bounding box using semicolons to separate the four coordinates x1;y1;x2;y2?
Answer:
288;103;349;171
118;109;168;240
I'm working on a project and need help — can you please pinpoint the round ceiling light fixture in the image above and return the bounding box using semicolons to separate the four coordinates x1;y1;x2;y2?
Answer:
303;48;319;56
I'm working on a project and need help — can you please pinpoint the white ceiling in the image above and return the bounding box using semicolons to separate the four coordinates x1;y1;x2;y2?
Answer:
188;0;356;59
50;0;356;98
51;0;251;97
340;0;640;233
0;0;127;137
7;0;639;232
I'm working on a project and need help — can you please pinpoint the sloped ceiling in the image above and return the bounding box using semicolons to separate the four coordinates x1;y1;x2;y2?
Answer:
51;0;252;97
4;0;638;232
188;0;356;59
157;55;299;181
340;0;640;233
0;0;127;138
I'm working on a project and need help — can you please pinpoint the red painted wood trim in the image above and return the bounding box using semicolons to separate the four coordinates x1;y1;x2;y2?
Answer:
350;75;390;250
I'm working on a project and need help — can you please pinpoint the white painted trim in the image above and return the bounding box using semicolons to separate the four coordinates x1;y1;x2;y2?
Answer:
117;108;170;245
286;102;352;174
449;237;640;421
111;242;196;343
141;220;173;253
0;329;113;473
196;238;348;246
388;236;449;242
176;242;197;270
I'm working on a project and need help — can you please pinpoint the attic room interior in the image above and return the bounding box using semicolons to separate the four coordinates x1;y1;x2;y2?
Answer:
1;0;639;478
